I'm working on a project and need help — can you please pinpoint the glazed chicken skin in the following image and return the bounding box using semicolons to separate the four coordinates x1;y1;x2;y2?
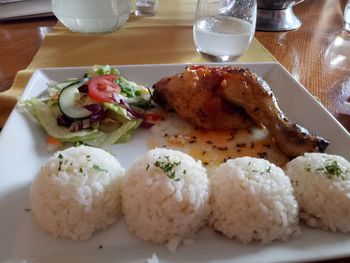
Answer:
152;65;252;130
152;65;329;157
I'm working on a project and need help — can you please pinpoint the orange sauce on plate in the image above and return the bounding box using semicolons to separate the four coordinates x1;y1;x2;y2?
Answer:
148;114;289;171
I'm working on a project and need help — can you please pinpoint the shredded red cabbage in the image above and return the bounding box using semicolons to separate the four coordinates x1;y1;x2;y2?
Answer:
119;99;154;128
84;104;106;123
57;115;73;127
78;84;88;93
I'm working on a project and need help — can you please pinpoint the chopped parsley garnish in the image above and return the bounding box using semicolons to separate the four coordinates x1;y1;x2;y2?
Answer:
93;164;108;173
304;166;311;172
324;161;343;177
79;167;83;174
154;156;181;181
315;160;347;180
74;141;86;147
266;166;271;173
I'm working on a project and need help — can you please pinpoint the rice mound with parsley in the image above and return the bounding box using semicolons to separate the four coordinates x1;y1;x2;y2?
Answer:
121;148;210;252
30;145;125;240
285;153;350;232
210;157;300;244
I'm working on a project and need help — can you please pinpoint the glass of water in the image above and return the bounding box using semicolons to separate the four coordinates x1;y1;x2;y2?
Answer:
193;0;257;61
52;0;131;33
134;0;158;16
344;0;350;32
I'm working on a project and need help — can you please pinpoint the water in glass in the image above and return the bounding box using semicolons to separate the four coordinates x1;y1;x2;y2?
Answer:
134;0;158;16
345;0;350;31
52;0;131;33
193;0;257;61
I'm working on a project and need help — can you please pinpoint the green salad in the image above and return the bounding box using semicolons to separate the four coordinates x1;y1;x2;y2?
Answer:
19;65;156;147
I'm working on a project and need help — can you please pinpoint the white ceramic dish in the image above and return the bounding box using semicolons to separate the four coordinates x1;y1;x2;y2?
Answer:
1;62;350;263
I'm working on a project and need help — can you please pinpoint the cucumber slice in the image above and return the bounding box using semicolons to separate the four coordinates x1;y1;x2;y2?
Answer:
55;79;80;90
58;81;92;120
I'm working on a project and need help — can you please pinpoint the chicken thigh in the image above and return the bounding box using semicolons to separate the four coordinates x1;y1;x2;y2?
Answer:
152;65;329;157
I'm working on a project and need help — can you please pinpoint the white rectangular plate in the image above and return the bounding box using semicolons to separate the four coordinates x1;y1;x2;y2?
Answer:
1;62;350;263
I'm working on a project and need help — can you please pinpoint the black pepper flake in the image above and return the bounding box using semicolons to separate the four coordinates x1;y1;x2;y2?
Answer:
236;143;246;148
227;137;235;142
99;245;103;249
206;140;213;145
227;131;235;141
257;152;268;159
203;161;209;166
250;142;255;149
58;154;64;171
236;149;242;153
164;133;168;137
191;136;197;139
24;208;31;212
202;151;207;155
217;146;228;151
189;139;196;144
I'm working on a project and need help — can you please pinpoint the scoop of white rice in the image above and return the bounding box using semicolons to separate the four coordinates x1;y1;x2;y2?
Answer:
30;145;125;240
122;148;210;252
210;157;300;244
285;152;350;232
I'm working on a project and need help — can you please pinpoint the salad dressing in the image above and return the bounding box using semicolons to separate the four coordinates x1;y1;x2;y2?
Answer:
148;114;290;170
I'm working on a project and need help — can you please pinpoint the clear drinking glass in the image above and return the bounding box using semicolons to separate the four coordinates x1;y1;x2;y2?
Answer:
52;0;131;33
344;0;350;32
134;0;159;16
193;0;257;61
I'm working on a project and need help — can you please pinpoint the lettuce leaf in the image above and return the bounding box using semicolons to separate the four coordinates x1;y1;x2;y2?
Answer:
93;65;120;76
102;102;131;123
20;98;141;147
85;119;141;147
22;99;103;142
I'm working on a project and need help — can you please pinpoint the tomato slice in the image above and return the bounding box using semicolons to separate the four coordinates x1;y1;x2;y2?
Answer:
88;75;120;103
98;74;117;82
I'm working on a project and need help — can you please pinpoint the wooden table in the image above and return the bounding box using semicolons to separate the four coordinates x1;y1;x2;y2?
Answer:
256;0;350;133
0;17;56;92
0;1;349;262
